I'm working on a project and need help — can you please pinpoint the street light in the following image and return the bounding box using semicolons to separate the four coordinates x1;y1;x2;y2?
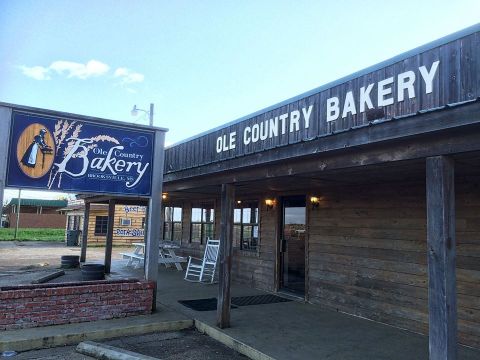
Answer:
131;103;154;126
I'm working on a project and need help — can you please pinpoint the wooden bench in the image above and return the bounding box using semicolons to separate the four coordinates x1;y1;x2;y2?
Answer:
120;252;144;268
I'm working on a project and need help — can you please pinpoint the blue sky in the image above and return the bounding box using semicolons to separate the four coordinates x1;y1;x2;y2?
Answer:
1;0;478;201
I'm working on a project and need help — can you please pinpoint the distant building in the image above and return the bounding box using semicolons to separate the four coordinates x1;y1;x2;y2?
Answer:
3;198;67;228
61;199;146;244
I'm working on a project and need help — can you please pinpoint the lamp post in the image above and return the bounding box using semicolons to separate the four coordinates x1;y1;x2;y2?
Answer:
131;103;154;126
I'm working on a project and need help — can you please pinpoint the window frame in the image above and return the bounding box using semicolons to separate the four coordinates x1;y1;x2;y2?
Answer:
163;206;183;242
94;216;109;236
234;201;259;252
190;204;215;244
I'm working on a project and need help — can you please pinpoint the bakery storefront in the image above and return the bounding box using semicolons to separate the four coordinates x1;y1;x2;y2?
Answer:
162;25;480;351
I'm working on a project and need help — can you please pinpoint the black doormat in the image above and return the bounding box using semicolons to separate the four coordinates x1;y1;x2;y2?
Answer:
178;298;238;312
178;294;291;311
232;294;292;306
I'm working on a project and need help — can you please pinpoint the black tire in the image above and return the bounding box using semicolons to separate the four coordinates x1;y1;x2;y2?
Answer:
81;263;105;280
61;255;80;268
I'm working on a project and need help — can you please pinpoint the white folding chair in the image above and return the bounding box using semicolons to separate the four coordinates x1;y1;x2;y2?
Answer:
184;239;220;283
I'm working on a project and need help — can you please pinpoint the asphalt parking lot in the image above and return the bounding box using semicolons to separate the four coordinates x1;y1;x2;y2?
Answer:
11;330;247;359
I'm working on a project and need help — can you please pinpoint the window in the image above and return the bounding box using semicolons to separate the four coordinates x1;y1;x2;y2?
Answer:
120;218;131;226
94;216;109;236
234;201;259;251
191;205;215;243
163;207;182;242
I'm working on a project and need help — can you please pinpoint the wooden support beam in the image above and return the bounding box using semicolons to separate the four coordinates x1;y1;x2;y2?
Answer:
104;199;116;274
217;183;235;329
426;156;457;360
80;201;90;263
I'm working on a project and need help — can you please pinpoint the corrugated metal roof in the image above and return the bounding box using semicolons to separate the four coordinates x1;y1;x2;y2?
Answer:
7;198;68;208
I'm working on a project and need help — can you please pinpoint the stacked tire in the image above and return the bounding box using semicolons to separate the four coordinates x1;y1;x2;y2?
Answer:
60;255;80;268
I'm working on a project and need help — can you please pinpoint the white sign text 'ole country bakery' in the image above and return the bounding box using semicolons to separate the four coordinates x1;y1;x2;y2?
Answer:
215;60;439;153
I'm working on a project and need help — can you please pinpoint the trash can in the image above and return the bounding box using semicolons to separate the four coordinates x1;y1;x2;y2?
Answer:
66;230;80;246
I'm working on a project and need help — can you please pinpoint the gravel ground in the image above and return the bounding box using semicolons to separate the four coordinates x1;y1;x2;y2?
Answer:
0;241;131;287
11;330;247;359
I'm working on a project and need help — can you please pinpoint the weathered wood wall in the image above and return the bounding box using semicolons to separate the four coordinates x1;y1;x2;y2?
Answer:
87;205;146;244
231;201;277;291
308;177;480;348
171;200;276;291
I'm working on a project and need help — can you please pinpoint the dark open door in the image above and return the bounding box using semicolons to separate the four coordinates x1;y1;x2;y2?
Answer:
280;196;306;296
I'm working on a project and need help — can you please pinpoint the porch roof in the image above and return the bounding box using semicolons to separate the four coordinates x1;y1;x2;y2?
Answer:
163;99;480;201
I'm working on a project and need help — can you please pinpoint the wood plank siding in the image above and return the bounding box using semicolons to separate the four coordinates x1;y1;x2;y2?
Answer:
307;177;480;348
166;172;480;348
161;25;480;352
86;204;146;244
164;30;480;174
232;202;277;292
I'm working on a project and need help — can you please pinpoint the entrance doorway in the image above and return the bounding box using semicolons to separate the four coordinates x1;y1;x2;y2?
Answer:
280;196;306;296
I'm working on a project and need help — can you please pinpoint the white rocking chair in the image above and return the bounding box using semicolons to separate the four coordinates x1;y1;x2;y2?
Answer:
184;239;220;283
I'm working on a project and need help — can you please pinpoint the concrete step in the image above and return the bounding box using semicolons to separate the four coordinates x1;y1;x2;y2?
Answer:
0;307;193;353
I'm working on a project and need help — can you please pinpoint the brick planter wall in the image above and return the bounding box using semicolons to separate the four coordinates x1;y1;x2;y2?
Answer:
0;279;154;330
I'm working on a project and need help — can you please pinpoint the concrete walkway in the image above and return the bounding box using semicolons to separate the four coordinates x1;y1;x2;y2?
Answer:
0;306;192;353
2;260;479;359
149;265;480;360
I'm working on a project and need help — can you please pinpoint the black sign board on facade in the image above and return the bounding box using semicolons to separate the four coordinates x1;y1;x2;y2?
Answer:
165;24;480;174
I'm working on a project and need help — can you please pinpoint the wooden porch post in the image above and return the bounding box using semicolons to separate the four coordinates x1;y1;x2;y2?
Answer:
80;201;90;263
217;183;235;328
104;199;116;274
426;156;457;360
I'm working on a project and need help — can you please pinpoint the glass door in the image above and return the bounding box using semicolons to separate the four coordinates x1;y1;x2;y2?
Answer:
280;196;306;296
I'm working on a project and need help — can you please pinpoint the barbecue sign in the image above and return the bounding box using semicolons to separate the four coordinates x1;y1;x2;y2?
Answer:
6;111;154;196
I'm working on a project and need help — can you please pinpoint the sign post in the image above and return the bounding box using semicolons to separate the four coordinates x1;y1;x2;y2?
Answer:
145;129;166;310
0;106;12;225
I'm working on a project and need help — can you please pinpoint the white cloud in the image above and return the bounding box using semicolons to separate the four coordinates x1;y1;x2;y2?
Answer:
50;60;110;79
19;61;144;92
114;67;144;84
19;59;110;80
19;65;51;80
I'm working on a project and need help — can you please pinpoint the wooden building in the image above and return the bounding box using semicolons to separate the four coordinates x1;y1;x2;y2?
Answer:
62;199;146;244
161;24;480;356
3;198;67;228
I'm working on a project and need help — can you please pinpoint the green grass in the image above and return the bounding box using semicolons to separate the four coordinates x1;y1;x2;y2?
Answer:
0;228;65;241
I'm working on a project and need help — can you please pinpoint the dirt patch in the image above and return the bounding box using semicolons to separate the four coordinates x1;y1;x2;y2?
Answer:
0;241;132;286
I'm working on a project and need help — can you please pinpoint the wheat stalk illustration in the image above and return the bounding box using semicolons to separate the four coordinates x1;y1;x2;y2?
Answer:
47;121;120;189
63;124;83;156
56;120;76;151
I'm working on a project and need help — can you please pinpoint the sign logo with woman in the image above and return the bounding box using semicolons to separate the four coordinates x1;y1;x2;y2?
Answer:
16;123;55;178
